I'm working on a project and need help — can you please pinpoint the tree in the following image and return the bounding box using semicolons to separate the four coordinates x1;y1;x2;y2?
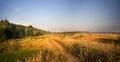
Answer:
28;25;33;28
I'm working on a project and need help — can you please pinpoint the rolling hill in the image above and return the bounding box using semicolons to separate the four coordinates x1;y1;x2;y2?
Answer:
0;19;48;43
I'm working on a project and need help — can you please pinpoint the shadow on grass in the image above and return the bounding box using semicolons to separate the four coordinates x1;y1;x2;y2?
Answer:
98;37;120;46
74;35;84;40
0;40;21;53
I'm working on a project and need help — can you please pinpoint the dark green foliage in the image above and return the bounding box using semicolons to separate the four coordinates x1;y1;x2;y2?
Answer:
0;19;47;42
0;30;7;42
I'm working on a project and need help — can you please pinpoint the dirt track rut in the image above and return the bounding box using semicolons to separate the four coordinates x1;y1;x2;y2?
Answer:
49;39;79;62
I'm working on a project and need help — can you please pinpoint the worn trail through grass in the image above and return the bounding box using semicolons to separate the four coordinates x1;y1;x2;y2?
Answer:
48;38;79;62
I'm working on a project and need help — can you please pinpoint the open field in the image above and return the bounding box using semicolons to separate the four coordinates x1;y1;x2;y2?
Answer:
0;33;120;62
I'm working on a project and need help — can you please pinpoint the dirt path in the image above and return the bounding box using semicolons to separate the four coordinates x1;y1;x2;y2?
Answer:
49;39;79;62
24;37;80;62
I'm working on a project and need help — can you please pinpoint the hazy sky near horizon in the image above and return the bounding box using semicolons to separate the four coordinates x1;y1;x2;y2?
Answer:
0;0;120;32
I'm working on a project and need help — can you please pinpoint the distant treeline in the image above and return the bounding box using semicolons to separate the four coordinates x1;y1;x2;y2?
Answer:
0;19;47;42
52;31;90;34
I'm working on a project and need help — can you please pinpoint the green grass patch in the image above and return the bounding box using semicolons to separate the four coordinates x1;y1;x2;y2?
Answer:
0;49;40;62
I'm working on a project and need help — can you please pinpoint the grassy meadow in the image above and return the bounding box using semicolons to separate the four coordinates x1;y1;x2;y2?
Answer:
0;33;120;62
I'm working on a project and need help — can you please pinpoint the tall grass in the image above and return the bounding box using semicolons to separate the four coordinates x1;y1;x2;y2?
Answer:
40;49;67;62
55;33;120;62
0;49;40;62
0;33;120;62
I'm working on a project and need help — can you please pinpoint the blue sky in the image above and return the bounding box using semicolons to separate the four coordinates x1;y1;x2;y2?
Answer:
0;0;120;32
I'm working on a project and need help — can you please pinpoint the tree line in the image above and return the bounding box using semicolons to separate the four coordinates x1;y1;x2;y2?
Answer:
0;19;47;42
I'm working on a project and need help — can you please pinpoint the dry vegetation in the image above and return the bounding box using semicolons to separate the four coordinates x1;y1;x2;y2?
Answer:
0;33;120;62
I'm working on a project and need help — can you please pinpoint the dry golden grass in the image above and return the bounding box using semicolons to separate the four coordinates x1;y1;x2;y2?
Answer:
0;33;120;62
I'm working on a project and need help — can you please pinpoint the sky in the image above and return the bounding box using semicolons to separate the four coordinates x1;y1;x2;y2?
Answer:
0;0;120;32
